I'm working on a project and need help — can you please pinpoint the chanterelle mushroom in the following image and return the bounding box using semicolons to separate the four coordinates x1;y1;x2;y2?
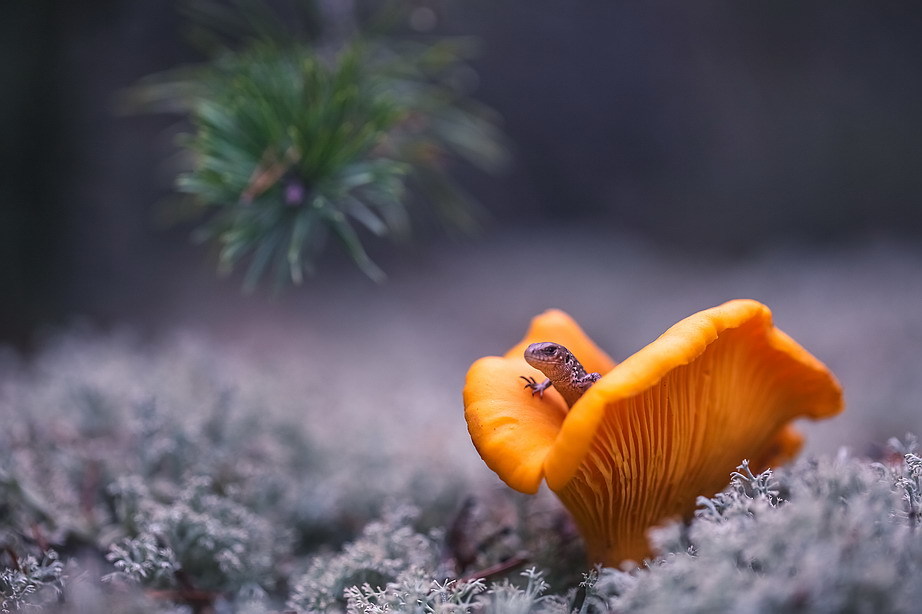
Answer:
463;299;843;566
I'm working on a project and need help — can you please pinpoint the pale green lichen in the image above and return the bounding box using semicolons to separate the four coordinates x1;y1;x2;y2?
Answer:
2;329;920;613
0;550;65;613
585;439;922;614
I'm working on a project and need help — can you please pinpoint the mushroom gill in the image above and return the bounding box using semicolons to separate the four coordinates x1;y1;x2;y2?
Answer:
463;300;843;566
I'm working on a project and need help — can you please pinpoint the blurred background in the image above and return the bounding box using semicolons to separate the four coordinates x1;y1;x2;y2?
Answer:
3;0;922;455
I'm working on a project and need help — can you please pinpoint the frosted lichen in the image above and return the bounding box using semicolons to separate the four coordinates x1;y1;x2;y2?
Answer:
588;443;922;614
2;330;919;612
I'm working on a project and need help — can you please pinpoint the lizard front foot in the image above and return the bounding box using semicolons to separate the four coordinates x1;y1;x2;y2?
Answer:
520;375;552;398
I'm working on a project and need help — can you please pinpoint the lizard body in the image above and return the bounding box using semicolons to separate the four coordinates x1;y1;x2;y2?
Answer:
520;342;601;408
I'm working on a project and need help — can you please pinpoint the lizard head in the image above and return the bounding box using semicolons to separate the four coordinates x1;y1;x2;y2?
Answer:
523;342;568;369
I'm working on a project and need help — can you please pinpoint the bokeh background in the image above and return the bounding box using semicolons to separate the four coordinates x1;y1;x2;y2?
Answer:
4;0;922;460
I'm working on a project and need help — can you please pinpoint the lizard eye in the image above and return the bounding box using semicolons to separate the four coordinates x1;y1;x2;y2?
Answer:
542;346;559;356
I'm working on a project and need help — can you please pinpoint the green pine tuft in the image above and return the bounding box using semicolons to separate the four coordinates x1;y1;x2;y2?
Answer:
130;12;507;290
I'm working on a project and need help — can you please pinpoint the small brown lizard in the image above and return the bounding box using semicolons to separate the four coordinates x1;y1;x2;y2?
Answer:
520;342;601;408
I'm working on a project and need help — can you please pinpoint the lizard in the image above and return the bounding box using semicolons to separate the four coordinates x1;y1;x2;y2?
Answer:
520;342;601;408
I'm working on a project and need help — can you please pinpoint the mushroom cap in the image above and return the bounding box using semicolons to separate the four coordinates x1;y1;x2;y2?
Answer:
463;300;843;564
544;299;842;490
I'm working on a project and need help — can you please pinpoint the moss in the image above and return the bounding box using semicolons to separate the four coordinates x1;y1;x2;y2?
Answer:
1;330;918;612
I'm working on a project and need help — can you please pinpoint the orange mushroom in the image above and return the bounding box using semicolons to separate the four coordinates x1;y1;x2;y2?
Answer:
463;299;843;566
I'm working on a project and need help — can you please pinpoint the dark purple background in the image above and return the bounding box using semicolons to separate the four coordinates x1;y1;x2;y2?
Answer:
4;1;922;347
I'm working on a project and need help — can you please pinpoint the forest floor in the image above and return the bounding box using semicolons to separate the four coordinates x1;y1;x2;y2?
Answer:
5;225;922;611
138;225;922;467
